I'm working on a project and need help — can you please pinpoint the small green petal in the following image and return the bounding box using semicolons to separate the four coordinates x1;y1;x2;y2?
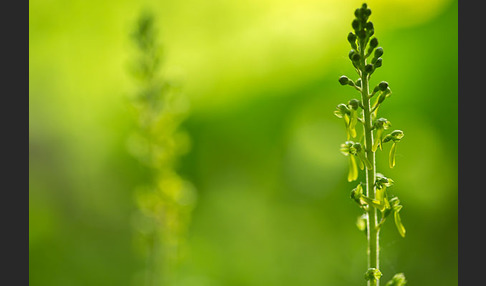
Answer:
384;196;391;210
389;142;397;168
356;213;367;232
394;209;406;237
348;155;359;182
349;113;358;138
334;110;344;118
389;197;400;208
350;109;359;137
372;128;383;152
382;198;392;218
376;186;386;204
344;114;351;140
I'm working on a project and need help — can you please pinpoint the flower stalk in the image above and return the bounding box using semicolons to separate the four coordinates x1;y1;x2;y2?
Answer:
336;3;407;285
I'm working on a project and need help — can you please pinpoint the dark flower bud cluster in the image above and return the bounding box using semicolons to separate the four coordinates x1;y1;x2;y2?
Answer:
345;3;385;75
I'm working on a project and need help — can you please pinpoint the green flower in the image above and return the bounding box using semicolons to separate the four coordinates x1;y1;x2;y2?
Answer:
383;130;404;168
334;100;361;140
347;99;360;139
376;173;394;188
362;173;393;212
350;183;364;205
389;197;406;237
334;104;351;138
372;118;391;152
353;142;372;170
340;141;360;182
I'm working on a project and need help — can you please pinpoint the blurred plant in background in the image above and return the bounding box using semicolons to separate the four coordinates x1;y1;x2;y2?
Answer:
127;11;196;286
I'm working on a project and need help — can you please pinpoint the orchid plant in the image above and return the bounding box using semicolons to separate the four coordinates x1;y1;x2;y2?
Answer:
335;3;407;286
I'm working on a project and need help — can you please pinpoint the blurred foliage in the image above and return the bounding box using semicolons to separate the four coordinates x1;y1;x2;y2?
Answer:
127;11;196;286
30;0;457;285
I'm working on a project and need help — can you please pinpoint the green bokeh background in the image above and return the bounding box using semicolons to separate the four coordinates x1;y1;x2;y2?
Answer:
29;0;458;285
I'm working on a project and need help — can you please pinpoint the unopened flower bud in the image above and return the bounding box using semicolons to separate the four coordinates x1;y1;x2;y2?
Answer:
366;22;374;31
365;64;374;73
375;117;390;129
347;32;357;49
369;37;378;49
374;58;383;68
339;75;350;85
352;19;360;31
347;32;357;42
378;81;388;91
348;99;360;110
374;47;384;58
364;8;372;17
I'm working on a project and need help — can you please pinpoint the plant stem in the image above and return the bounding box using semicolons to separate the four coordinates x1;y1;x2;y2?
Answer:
360;49;379;286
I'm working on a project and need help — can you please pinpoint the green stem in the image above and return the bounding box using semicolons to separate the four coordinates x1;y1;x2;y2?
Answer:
360;45;380;286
